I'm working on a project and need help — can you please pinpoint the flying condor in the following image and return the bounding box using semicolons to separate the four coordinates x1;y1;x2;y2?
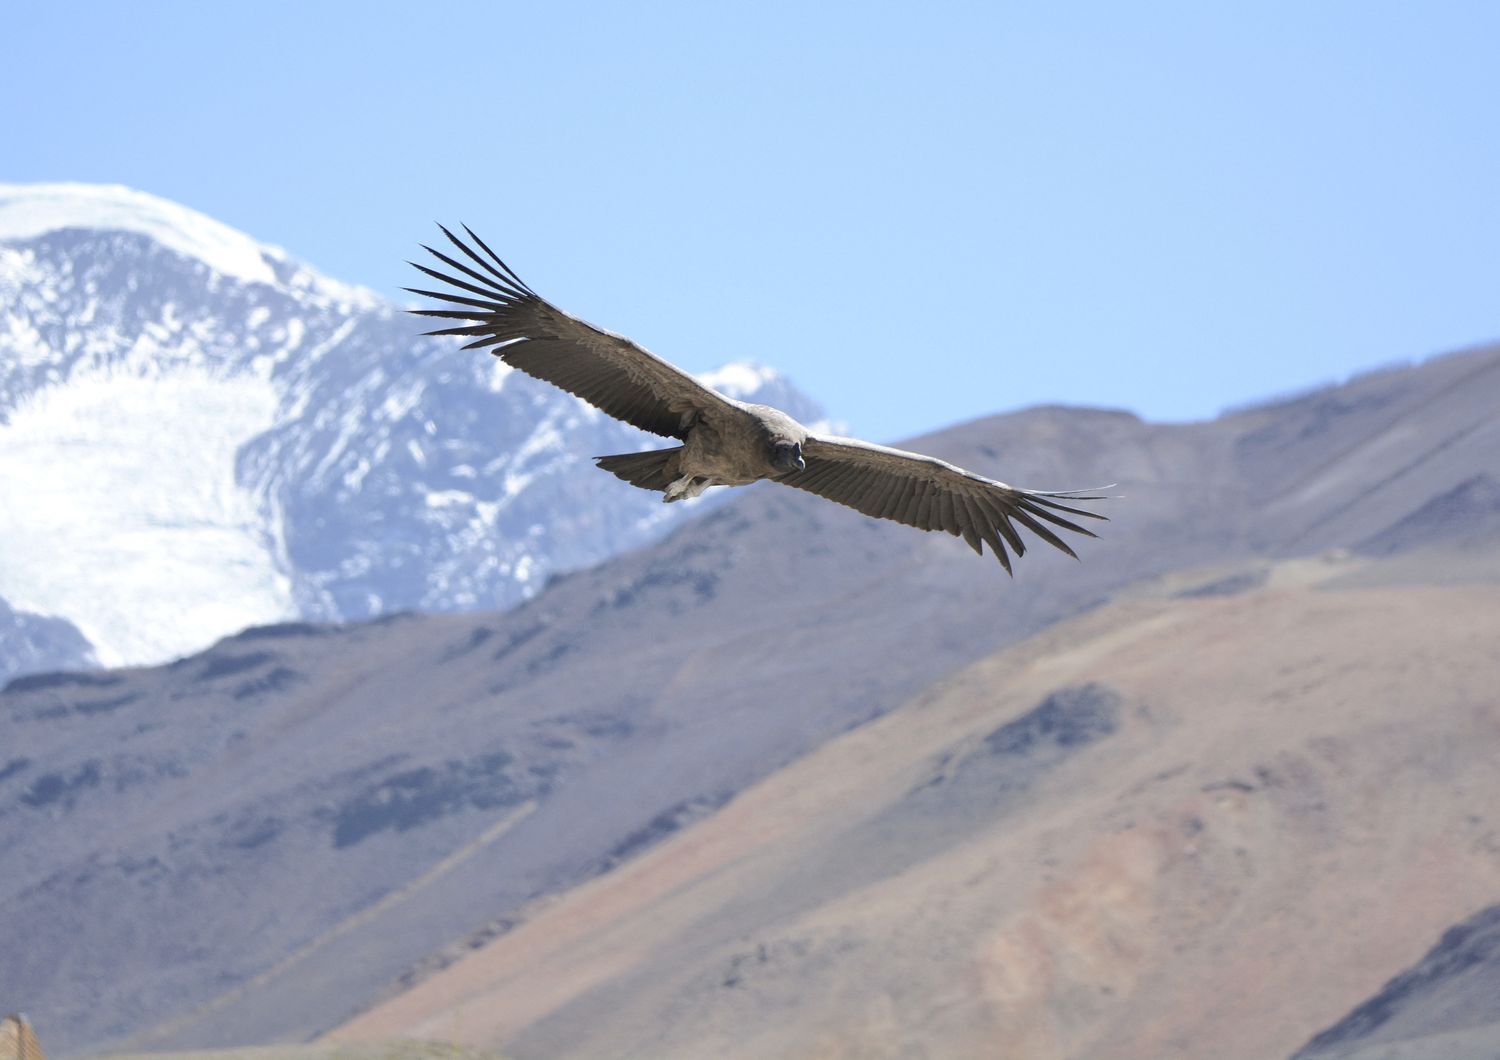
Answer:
407;226;1109;574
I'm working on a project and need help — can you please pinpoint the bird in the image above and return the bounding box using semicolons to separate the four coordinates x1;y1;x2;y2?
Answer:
406;226;1109;574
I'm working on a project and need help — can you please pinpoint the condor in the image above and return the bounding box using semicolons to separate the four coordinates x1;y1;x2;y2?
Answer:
408;227;1108;574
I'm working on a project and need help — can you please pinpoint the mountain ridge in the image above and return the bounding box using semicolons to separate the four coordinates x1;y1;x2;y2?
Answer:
4;184;1499;1058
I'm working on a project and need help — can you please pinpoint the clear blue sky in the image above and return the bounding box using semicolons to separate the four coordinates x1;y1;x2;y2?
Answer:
6;1;1498;442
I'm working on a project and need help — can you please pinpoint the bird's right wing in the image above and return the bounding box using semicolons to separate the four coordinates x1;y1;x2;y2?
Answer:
408;227;742;440
779;435;1109;573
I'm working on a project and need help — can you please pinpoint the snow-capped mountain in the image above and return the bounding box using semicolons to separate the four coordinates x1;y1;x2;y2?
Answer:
0;183;827;683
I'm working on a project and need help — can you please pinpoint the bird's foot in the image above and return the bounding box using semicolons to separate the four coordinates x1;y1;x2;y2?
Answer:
664;475;710;502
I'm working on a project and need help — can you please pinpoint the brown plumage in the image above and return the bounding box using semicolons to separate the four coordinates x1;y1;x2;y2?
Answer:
408;226;1109;574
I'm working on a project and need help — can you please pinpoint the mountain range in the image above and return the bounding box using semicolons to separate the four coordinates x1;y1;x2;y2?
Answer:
3;296;1497;1055
3;183;1499;1059
0;183;825;681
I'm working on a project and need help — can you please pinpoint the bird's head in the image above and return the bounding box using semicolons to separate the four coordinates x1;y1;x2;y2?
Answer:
771;440;805;473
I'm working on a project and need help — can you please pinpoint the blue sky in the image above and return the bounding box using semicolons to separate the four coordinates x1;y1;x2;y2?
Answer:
6;1;1498;442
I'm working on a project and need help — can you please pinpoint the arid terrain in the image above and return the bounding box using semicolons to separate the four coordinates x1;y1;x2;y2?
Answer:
4;343;1499;1059
326;546;1500;1059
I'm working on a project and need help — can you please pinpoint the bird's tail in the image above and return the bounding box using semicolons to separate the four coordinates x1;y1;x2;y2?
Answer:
594;447;683;492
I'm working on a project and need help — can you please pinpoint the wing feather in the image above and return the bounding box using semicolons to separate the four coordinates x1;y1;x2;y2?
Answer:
777;435;1108;567
974;513;1013;574
438;226;533;298
418;243;517;297
904;482;926;526
1027;493;1109;520
956;496;985;555
890;477;919;526
867;474;900;517
939;492;962;537
914;489;934;529
1007;506;1079;560
1021;503;1098;538
458;224;538;295
973;491;1028;558
408;228;742;439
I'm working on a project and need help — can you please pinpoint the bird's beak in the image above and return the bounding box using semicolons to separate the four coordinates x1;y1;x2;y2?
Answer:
793;455;806;471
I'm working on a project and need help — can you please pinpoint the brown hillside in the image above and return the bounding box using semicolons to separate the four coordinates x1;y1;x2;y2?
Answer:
331;550;1500;1059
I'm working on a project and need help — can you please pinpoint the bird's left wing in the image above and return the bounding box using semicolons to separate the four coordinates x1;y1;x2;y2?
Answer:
778;435;1108;573
408;226;742;440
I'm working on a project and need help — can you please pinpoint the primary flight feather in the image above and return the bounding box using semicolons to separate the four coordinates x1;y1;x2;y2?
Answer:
408;226;1108;574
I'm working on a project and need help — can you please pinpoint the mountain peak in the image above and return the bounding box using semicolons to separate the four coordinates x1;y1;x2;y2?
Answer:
0;183;385;313
695;360;781;399
0;182;284;286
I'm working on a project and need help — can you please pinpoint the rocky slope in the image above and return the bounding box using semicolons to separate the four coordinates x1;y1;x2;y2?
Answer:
0;600;93;682
332;551;1500;1060
1293;904;1500;1060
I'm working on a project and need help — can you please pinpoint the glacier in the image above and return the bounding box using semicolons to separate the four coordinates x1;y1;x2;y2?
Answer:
0;368;294;666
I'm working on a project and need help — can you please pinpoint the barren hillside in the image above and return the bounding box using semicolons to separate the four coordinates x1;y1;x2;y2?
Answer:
331;547;1500;1059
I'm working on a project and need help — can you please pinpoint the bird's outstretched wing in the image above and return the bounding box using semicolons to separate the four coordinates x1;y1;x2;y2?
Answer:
408;227;741;439
778;435;1108;573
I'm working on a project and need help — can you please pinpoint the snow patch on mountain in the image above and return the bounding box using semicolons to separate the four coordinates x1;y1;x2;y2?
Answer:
0;368;294;665
0;183;279;287
0;183;381;311
699;360;780;399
